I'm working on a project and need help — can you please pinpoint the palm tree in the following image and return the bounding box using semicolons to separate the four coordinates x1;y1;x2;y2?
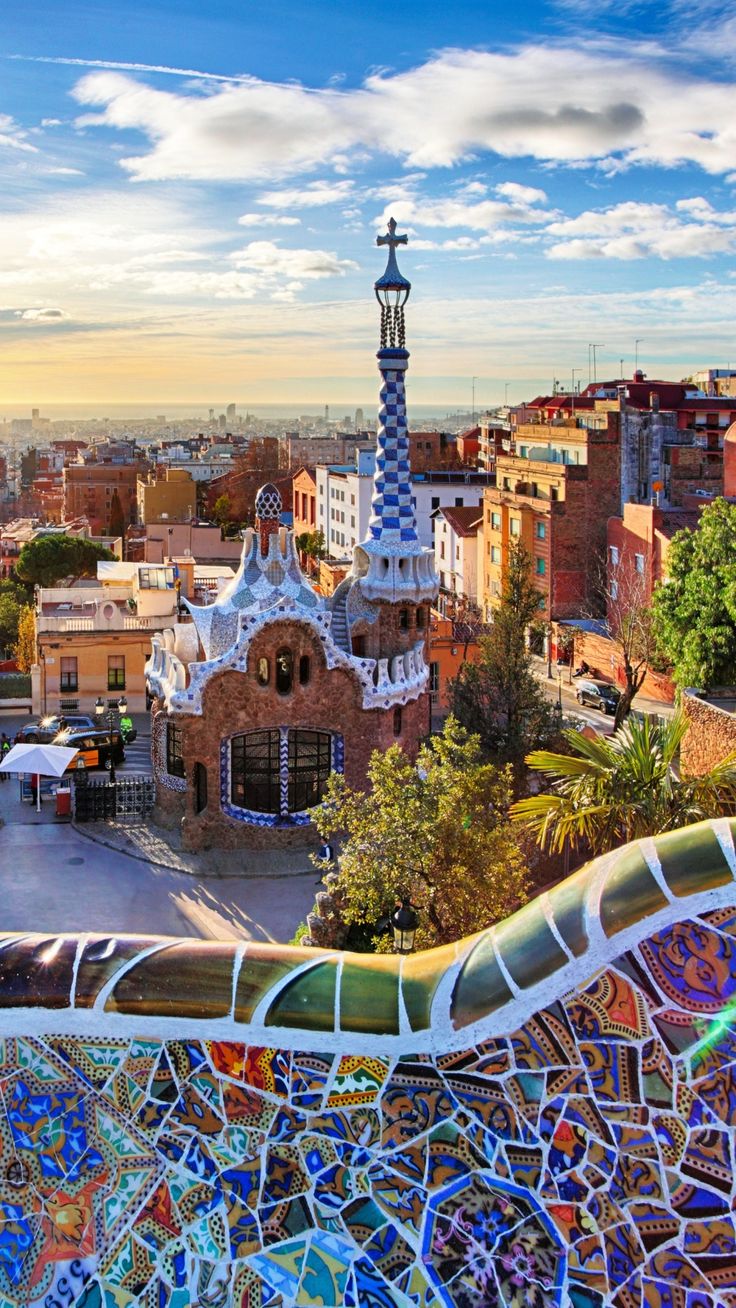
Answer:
510;710;736;857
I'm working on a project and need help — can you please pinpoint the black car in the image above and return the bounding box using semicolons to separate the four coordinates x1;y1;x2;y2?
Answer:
16;714;98;744
575;679;621;715
56;729;126;771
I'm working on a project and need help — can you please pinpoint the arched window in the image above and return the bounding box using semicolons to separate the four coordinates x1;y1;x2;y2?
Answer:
193;762;208;814
275;648;293;694
299;654;310;685
399;608;409;630
393;706;402;736
256;656;270;686
230;728;333;816
416;606;426;629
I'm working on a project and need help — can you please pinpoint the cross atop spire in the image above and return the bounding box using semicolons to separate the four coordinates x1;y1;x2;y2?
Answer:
376;217;407;252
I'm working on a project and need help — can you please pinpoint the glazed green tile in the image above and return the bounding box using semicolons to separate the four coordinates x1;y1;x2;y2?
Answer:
75;935;164;1009
547;866;591;957
106;942;236;1017
401;948;450;1032
235;945;330;1023
450;933;514;1030
654;822;734;898
340;954;400;1035
265;960;338;1032
494;898;568;989
0;935;77;1009
600;845;668;938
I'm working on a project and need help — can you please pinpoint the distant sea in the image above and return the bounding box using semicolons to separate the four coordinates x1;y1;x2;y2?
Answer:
0;402;474;423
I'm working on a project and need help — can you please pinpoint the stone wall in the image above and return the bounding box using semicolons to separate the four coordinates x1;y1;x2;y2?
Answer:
167;621;428;850
1;820;736;1303
681;686;736;775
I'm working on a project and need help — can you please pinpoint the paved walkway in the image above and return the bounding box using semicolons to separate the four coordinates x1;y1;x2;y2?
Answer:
0;762;319;943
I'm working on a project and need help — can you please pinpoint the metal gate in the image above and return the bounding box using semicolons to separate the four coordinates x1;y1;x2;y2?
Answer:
74;774;155;823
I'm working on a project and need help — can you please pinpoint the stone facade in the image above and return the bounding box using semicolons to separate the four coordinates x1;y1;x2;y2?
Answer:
681;686;736;775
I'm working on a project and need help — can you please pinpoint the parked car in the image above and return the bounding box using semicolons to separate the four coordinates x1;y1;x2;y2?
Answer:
16;714;97;744
575;679;621;715
56;729;126;772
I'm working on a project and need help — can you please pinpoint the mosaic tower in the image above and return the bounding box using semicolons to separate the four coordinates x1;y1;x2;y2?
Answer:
356;219;437;602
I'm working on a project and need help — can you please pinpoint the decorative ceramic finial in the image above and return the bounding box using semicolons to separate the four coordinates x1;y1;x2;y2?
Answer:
375;218;411;350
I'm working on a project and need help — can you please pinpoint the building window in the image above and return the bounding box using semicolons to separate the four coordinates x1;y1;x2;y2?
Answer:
509;519;520;537
503;477;511;491
231;729;280;813
610;545;619;567
60;656;78;692
550;487;559;501
393;706;402;736
229;728;334;817
536;557;546;575
416;606;426;629
276;648;293;694
167;722;185;777
257;657;270;686
454;497;464;507
429;661;439;696
299;654;310;686
399;608;409;630
193;761;208;813
635;553;645;574
139;567;175;590
535;521;546;540
491;546;501;563
611;579;619;601
491;512;501;530
107;655;125;690
431;496;440;510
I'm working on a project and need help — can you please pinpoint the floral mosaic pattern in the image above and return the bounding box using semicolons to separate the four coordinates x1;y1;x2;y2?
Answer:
0;904;734;1302
0;822;735;1303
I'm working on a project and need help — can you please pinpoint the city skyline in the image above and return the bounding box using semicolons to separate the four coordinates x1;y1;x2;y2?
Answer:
1;0;736;406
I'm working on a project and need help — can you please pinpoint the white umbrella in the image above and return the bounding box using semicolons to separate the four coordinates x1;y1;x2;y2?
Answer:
0;742;79;812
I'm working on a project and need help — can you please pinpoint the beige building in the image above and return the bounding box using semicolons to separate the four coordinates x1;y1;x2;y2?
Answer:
34;559;234;715
137;468;197;525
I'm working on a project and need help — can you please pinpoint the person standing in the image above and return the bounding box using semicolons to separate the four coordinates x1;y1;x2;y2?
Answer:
0;734;9;782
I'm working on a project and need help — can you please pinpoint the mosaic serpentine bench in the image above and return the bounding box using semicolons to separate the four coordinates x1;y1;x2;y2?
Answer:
2;818;736;1305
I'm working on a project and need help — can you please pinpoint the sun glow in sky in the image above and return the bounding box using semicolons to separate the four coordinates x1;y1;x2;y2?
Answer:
2;0;736;410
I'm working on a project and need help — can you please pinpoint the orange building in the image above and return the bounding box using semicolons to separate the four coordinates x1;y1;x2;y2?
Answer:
63;463;143;535
428;612;485;722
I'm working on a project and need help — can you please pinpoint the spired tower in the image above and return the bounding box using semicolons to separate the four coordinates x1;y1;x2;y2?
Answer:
144;222;437;850
353;219;438;603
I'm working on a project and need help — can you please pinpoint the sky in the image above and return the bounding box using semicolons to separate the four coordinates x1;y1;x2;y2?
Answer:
1;0;736;411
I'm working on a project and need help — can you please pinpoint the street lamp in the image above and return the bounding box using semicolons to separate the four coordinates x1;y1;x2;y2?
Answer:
95;694;127;783
390;899;419;955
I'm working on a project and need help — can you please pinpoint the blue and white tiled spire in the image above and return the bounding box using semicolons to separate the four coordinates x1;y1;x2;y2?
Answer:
354;220;438;603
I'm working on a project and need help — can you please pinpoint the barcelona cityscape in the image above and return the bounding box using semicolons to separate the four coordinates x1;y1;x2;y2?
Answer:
1;0;736;1303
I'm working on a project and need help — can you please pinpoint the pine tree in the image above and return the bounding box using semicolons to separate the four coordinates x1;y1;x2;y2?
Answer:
449;543;556;763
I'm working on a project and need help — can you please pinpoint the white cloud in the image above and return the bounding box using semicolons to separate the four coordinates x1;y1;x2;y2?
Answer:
0;113;37;154
256;180;355;209
15;307;69;322
230;241;357;282
375;193;555;234
546;198;736;259
70;44;736;182
495;181;548;205
238;213;301;227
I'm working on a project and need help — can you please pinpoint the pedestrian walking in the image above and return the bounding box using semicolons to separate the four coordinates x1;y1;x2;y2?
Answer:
0;734;9;782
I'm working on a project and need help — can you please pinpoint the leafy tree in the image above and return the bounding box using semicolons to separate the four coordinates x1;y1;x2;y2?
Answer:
295;529;326;559
108;488;125;538
511;710;736;857
12;604;36;673
15;535;115;588
652;498;736;689
310;716;529;951
0;592;22;652
212;495;232;529
449;543;557;763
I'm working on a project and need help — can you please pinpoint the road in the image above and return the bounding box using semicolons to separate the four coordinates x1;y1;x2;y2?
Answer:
0;818;316;942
